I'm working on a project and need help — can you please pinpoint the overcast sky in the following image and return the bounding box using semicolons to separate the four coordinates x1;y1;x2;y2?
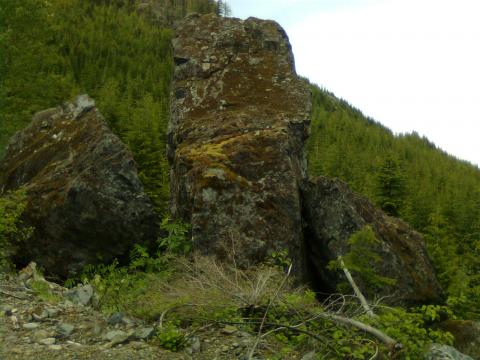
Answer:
227;0;480;167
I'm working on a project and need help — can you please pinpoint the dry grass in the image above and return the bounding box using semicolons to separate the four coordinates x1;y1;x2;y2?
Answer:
128;253;306;324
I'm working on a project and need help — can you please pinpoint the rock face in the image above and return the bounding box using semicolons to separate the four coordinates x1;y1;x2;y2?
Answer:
301;176;443;304
168;14;311;270
0;95;157;277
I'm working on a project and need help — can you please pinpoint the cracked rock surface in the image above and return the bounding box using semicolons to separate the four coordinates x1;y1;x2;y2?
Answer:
168;14;311;273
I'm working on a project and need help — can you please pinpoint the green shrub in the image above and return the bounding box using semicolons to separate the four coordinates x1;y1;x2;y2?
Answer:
366;307;454;359
156;322;186;351
65;217;190;314
29;279;61;304
0;189;33;272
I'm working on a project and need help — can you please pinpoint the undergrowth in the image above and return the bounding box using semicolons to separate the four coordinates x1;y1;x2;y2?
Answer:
65;221;454;358
0;189;33;272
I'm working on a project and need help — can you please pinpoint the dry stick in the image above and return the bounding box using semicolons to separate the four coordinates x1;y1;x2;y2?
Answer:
318;312;400;349
247;263;292;360
338;256;377;318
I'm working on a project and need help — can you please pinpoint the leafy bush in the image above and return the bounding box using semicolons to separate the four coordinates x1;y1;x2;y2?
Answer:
157;217;191;255
367;307;454;359
65;217;190;313
156;322;186;351
29;279;62;304
0;189;33;272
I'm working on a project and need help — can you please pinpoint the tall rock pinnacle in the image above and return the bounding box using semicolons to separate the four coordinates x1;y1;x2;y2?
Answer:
168;14;311;271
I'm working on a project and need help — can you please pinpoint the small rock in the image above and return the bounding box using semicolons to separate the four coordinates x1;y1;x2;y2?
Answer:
107;312;124;325
93;323;103;336
64;284;94;305
32;330;50;341
104;330;129;345
186;336;201;355
32;313;46;321
192;337;202;352
302;351;317;360
129;341;146;349
9;315;19;328
134;327;155;340
221;325;238;335
48;344;62;350
57;323;75;338
39;338;56;345
23;323;40;330
66;340;83;346
45;308;59;318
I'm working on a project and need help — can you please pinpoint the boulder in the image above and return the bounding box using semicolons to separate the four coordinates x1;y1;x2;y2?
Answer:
424;344;474;360
301;176;443;304
0;95;157;277
437;320;480;359
168;14;311;271
64;284;94;306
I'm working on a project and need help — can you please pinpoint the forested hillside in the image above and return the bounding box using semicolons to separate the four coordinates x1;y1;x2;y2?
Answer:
307;85;480;318
0;0;223;213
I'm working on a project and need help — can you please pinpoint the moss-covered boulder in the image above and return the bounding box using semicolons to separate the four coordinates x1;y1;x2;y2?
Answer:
301;176;443;305
168;14;311;272
0;95;158;277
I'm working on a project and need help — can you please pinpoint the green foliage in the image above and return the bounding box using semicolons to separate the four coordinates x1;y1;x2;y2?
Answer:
65;217;190;313
0;190;33;272
29;279;62;304
375;155;406;216
158;217;192;255
413;304;454;323
267;249;292;270
328;226;396;296
156;322;186;351
367;307;454;359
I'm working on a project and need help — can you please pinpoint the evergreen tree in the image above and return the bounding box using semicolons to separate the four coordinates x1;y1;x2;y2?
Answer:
375;155;406;216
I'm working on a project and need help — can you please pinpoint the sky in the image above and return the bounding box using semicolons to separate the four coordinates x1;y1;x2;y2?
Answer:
227;0;480;167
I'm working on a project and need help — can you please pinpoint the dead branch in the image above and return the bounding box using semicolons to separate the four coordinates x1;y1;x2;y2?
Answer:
318;312;400;349
338;256;376;318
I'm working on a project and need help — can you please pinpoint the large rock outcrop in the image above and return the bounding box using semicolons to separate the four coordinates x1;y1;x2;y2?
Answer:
168;14;311;271
301;176;443;304
0;95;157;277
